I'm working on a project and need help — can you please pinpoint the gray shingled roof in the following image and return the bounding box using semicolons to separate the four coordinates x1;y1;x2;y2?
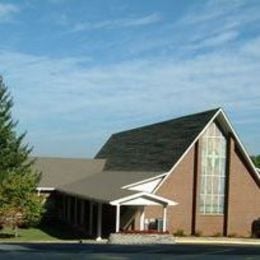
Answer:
34;157;106;188
96;108;219;172
57;171;163;202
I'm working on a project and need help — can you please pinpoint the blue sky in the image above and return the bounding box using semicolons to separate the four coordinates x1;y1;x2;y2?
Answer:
0;0;260;158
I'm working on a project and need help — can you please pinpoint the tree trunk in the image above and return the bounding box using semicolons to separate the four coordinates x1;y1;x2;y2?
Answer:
14;225;18;238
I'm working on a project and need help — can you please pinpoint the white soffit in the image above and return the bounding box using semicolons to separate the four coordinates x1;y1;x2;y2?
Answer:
127;177;163;193
110;192;178;206
120;197;163;206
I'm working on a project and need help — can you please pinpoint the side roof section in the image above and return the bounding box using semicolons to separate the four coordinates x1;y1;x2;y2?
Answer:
57;170;163;202
96;108;220;172
34;157;106;188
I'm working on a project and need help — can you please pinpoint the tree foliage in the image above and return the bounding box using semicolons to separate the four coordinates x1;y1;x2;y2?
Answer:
0;76;44;235
251;155;260;168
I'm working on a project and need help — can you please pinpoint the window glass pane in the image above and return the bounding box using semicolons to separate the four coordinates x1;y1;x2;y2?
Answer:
199;122;227;215
208;139;214;154
213;177;219;193
219;178;225;193
206;177;212;193
200;177;205;194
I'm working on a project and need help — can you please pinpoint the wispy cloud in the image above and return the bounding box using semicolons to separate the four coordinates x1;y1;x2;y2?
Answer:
1;33;260;156
47;0;258;61
178;0;245;25
241;36;260;57
0;0;260;157
187;30;239;50
0;3;20;23
71;13;162;32
123;0;260;57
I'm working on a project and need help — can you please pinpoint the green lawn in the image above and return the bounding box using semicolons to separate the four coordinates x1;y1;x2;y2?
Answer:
0;223;86;241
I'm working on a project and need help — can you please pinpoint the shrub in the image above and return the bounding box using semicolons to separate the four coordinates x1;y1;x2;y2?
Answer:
228;233;237;238
213;232;222;237
194;230;202;237
173;229;186;237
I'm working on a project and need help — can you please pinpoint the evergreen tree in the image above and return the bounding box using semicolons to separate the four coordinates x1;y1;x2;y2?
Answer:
0;76;33;180
0;76;44;235
251;155;260;168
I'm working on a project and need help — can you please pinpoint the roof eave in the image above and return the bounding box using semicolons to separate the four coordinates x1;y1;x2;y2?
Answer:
219;108;260;182
153;108;222;193
56;188;110;204
153;108;259;194
121;172;167;190
110;191;178;206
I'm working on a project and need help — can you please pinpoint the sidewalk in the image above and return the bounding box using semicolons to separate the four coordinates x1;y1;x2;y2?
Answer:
0;239;108;244
175;236;260;246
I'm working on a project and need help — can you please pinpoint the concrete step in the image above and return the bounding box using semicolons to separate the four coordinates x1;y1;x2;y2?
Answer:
108;233;176;245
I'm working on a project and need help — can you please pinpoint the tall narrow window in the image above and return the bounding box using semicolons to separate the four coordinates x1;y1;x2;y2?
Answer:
199;122;227;214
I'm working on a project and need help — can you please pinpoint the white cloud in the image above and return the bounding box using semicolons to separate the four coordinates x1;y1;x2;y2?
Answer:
1;34;260;156
71;13;162;32
186;31;239;50
109;1;258;59
178;0;245;25
241;37;260;57
0;0;260;157
167;0;260;52
0;3;20;23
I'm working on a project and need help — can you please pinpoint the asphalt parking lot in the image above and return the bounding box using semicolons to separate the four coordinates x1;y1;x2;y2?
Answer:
0;243;259;259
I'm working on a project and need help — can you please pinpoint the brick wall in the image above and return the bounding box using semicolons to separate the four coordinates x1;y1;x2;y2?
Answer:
143;132;260;237
145;146;195;235
227;138;260;237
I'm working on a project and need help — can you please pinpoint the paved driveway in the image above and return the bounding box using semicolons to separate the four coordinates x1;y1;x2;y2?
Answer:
0;243;259;259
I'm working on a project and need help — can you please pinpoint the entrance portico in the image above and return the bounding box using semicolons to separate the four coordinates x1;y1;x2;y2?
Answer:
110;192;177;233
59;191;177;240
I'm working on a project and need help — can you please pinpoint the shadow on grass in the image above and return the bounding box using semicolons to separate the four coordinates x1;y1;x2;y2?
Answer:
0;233;15;238
38;222;88;240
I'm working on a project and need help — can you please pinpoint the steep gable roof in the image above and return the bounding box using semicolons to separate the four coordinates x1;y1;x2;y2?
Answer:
154;108;260;192
96;108;220;172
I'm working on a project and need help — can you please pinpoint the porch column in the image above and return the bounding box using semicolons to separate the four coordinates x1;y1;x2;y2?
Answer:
140;206;145;231
67;196;71;223
80;199;85;225
74;197;78;225
96;202;102;241
63;195;66;221
115;205;120;233
163;205;167;232
89;201;93;236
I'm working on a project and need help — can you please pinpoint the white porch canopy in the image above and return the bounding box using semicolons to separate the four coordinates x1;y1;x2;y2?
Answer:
110;192;178;233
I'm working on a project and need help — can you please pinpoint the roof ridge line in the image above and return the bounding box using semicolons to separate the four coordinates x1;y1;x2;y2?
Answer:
153;108;221;192
111;107;221;136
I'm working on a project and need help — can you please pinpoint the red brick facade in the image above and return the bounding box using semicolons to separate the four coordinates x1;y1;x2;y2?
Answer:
145;146;195;234
143;125;260;237
227;138;260;237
